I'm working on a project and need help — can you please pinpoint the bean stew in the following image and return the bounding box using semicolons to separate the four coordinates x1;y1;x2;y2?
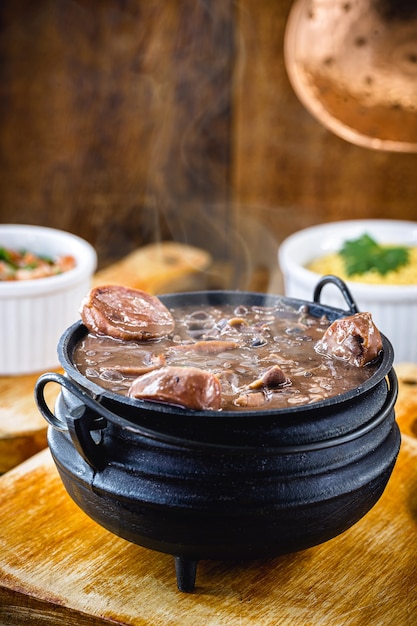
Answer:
73;287;382;412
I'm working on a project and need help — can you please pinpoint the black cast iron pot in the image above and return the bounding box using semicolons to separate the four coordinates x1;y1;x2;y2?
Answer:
35;276;400;592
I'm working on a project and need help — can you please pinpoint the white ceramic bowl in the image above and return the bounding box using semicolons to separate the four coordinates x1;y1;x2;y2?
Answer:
0;224;97;375
278;219;417;364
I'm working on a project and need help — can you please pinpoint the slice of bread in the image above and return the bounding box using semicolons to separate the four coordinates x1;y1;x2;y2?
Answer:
93;242;211;294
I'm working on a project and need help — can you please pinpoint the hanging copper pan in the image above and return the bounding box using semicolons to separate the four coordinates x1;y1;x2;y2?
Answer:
284;0;417;151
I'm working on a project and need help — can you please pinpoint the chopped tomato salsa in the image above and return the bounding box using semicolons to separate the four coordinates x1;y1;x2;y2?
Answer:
0;247;76;281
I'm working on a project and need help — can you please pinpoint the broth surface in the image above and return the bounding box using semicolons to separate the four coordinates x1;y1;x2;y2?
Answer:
73;301;379;411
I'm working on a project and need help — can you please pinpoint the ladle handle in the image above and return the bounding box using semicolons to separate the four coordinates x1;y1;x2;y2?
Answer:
313;275;359;314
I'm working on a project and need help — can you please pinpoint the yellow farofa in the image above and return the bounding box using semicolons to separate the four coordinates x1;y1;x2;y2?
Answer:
307;247;417;285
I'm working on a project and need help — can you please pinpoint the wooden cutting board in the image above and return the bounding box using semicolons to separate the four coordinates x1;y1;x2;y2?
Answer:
0;367;416;625
0;242;211;474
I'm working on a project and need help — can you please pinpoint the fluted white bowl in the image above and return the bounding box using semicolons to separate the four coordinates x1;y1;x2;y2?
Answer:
0;224;97;375
278;219;417;364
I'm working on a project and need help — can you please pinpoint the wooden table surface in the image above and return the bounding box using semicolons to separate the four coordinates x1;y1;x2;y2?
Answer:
0;365;416;625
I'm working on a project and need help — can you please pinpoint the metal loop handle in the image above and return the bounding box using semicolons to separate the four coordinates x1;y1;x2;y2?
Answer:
35;371;74;432
35;371;133;433
313;275;359;315
35;371;116;470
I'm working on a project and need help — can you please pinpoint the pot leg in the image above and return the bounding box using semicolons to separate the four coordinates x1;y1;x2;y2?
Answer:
174;556;198;592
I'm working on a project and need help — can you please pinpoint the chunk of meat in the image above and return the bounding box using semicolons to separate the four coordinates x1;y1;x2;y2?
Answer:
99;354;166;377
80;285;175;340
314;312;383;367
248;365;289;389
234;391;267;408
168;340;238;355
127;365;222;410
227;317;249;329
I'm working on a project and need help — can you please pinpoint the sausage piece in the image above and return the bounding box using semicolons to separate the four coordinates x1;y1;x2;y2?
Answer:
128;365;222;410
314;312;383;367
80;285;175;340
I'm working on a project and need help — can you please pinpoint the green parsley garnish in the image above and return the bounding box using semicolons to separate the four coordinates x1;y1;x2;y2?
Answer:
340;233;410;277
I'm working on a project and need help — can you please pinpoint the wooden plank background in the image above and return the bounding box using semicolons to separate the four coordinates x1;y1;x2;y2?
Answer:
1;0;416;278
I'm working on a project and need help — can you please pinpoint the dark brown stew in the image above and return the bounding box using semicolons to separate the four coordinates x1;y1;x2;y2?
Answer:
73;301;380;412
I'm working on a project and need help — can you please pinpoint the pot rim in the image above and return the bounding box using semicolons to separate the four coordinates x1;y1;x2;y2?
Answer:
56;289;395;419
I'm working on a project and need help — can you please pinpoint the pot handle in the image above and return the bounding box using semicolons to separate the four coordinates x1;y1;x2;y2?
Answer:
35;372;108;470
313;275;359;315
36;371;80;432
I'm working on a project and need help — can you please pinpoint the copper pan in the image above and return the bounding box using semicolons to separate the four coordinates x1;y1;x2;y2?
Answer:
284;0;417;152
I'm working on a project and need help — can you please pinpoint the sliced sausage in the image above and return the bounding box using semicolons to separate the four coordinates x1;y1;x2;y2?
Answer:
314;312;383;367
127;365;222;410
80;285;175;340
